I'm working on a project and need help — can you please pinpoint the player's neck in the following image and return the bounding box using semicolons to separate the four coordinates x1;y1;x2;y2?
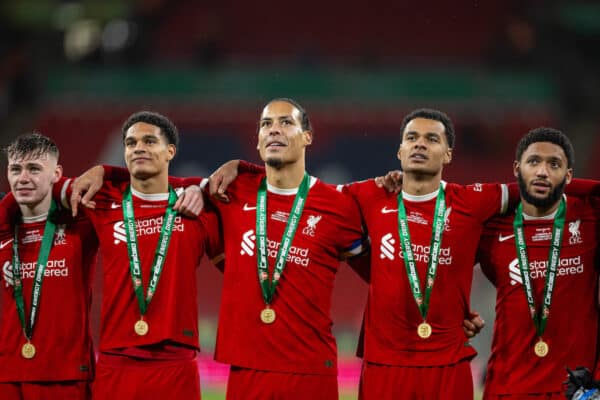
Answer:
520;198;562;218
402;172;442;196
18;192;52;219
265;161;306;189
130;173;169;194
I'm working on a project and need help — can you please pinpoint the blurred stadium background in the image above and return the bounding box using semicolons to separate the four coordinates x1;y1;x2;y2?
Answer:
0;1;599;398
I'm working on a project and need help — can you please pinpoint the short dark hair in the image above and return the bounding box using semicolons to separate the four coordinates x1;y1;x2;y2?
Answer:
5;133;59;161
122;111;179;149
516;127;575;168
400;108;455;148
266;98;312;132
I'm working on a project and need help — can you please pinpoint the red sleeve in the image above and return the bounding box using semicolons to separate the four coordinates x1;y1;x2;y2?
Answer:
565;178;600;197
52;176;71;203
103;165;129;181
103;164;201;187
172;176;202;187
0;192;19;227
339;183;370;282
200;207;224;272
506;182;520;211
239;160;265;174
463;182;509;220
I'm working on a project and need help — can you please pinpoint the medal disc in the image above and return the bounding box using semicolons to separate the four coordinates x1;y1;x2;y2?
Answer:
21;342;36;359
134;319;149;336
534;340;549;357
417;322;432;339
260;308;276;324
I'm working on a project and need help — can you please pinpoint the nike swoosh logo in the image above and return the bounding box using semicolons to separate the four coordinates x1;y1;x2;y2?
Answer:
381;207;397;214
498;234;515;242
0;239;14;249
243;203;256;211
111;202;121;209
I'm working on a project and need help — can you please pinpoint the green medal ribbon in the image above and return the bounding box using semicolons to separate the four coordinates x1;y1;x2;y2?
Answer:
12;200;58;340
513;199;566;338
122;185;177;317
256;173;310;306
397;185;446;321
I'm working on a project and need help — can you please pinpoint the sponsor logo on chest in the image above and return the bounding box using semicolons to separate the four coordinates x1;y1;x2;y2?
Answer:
3;258;70;287
112;215;185;245
239;229;311;267
508;255;584;285
378;232;453;264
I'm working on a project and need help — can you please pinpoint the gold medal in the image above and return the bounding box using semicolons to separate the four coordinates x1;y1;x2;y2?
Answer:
134;319;149;336
534;339;549;357
21;342;36;359
417;322;432;339
260;307;276;324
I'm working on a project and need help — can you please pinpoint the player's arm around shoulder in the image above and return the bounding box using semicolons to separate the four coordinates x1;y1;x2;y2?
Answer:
197;204;224;272
329;184;370;278
458;181;510;220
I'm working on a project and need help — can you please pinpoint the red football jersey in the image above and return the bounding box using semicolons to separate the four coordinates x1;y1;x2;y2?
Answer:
478;195;600;395
61;179;222;352
212;172;365;375
346;179;509;366
0;205;97;382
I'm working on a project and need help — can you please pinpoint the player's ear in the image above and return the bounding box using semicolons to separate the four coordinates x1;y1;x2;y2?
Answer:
166;144;176;161
513;160;520;178
565;167;573;185
52;164;63;184
443;147;453;164
303;130;313;147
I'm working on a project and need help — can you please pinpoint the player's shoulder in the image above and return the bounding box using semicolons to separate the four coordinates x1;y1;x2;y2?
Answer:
445;181;502;195
91;181;129;209
564;194;597;222
309;179;360;214
314;179;355;202
483;212;514;233
566;194;589;210
342;178;391;200
229;171;264;195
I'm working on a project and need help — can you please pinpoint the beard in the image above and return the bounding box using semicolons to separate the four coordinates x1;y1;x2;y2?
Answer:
265;157;283;168
517;172;566;209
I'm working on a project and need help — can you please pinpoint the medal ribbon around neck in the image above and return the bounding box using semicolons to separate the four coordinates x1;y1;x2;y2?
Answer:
12;199;58;341
397;184;446;322
513;199;566;339
123;185;178;317
256;173;310;306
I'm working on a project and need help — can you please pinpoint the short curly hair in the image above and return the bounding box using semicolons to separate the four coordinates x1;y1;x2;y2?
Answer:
122;111;179;149
516;127;574;168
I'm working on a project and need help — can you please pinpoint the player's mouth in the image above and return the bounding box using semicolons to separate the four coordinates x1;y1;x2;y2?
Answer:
409;152;428;161
132;157;151;163
530;180;551;193
266;141;286;149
